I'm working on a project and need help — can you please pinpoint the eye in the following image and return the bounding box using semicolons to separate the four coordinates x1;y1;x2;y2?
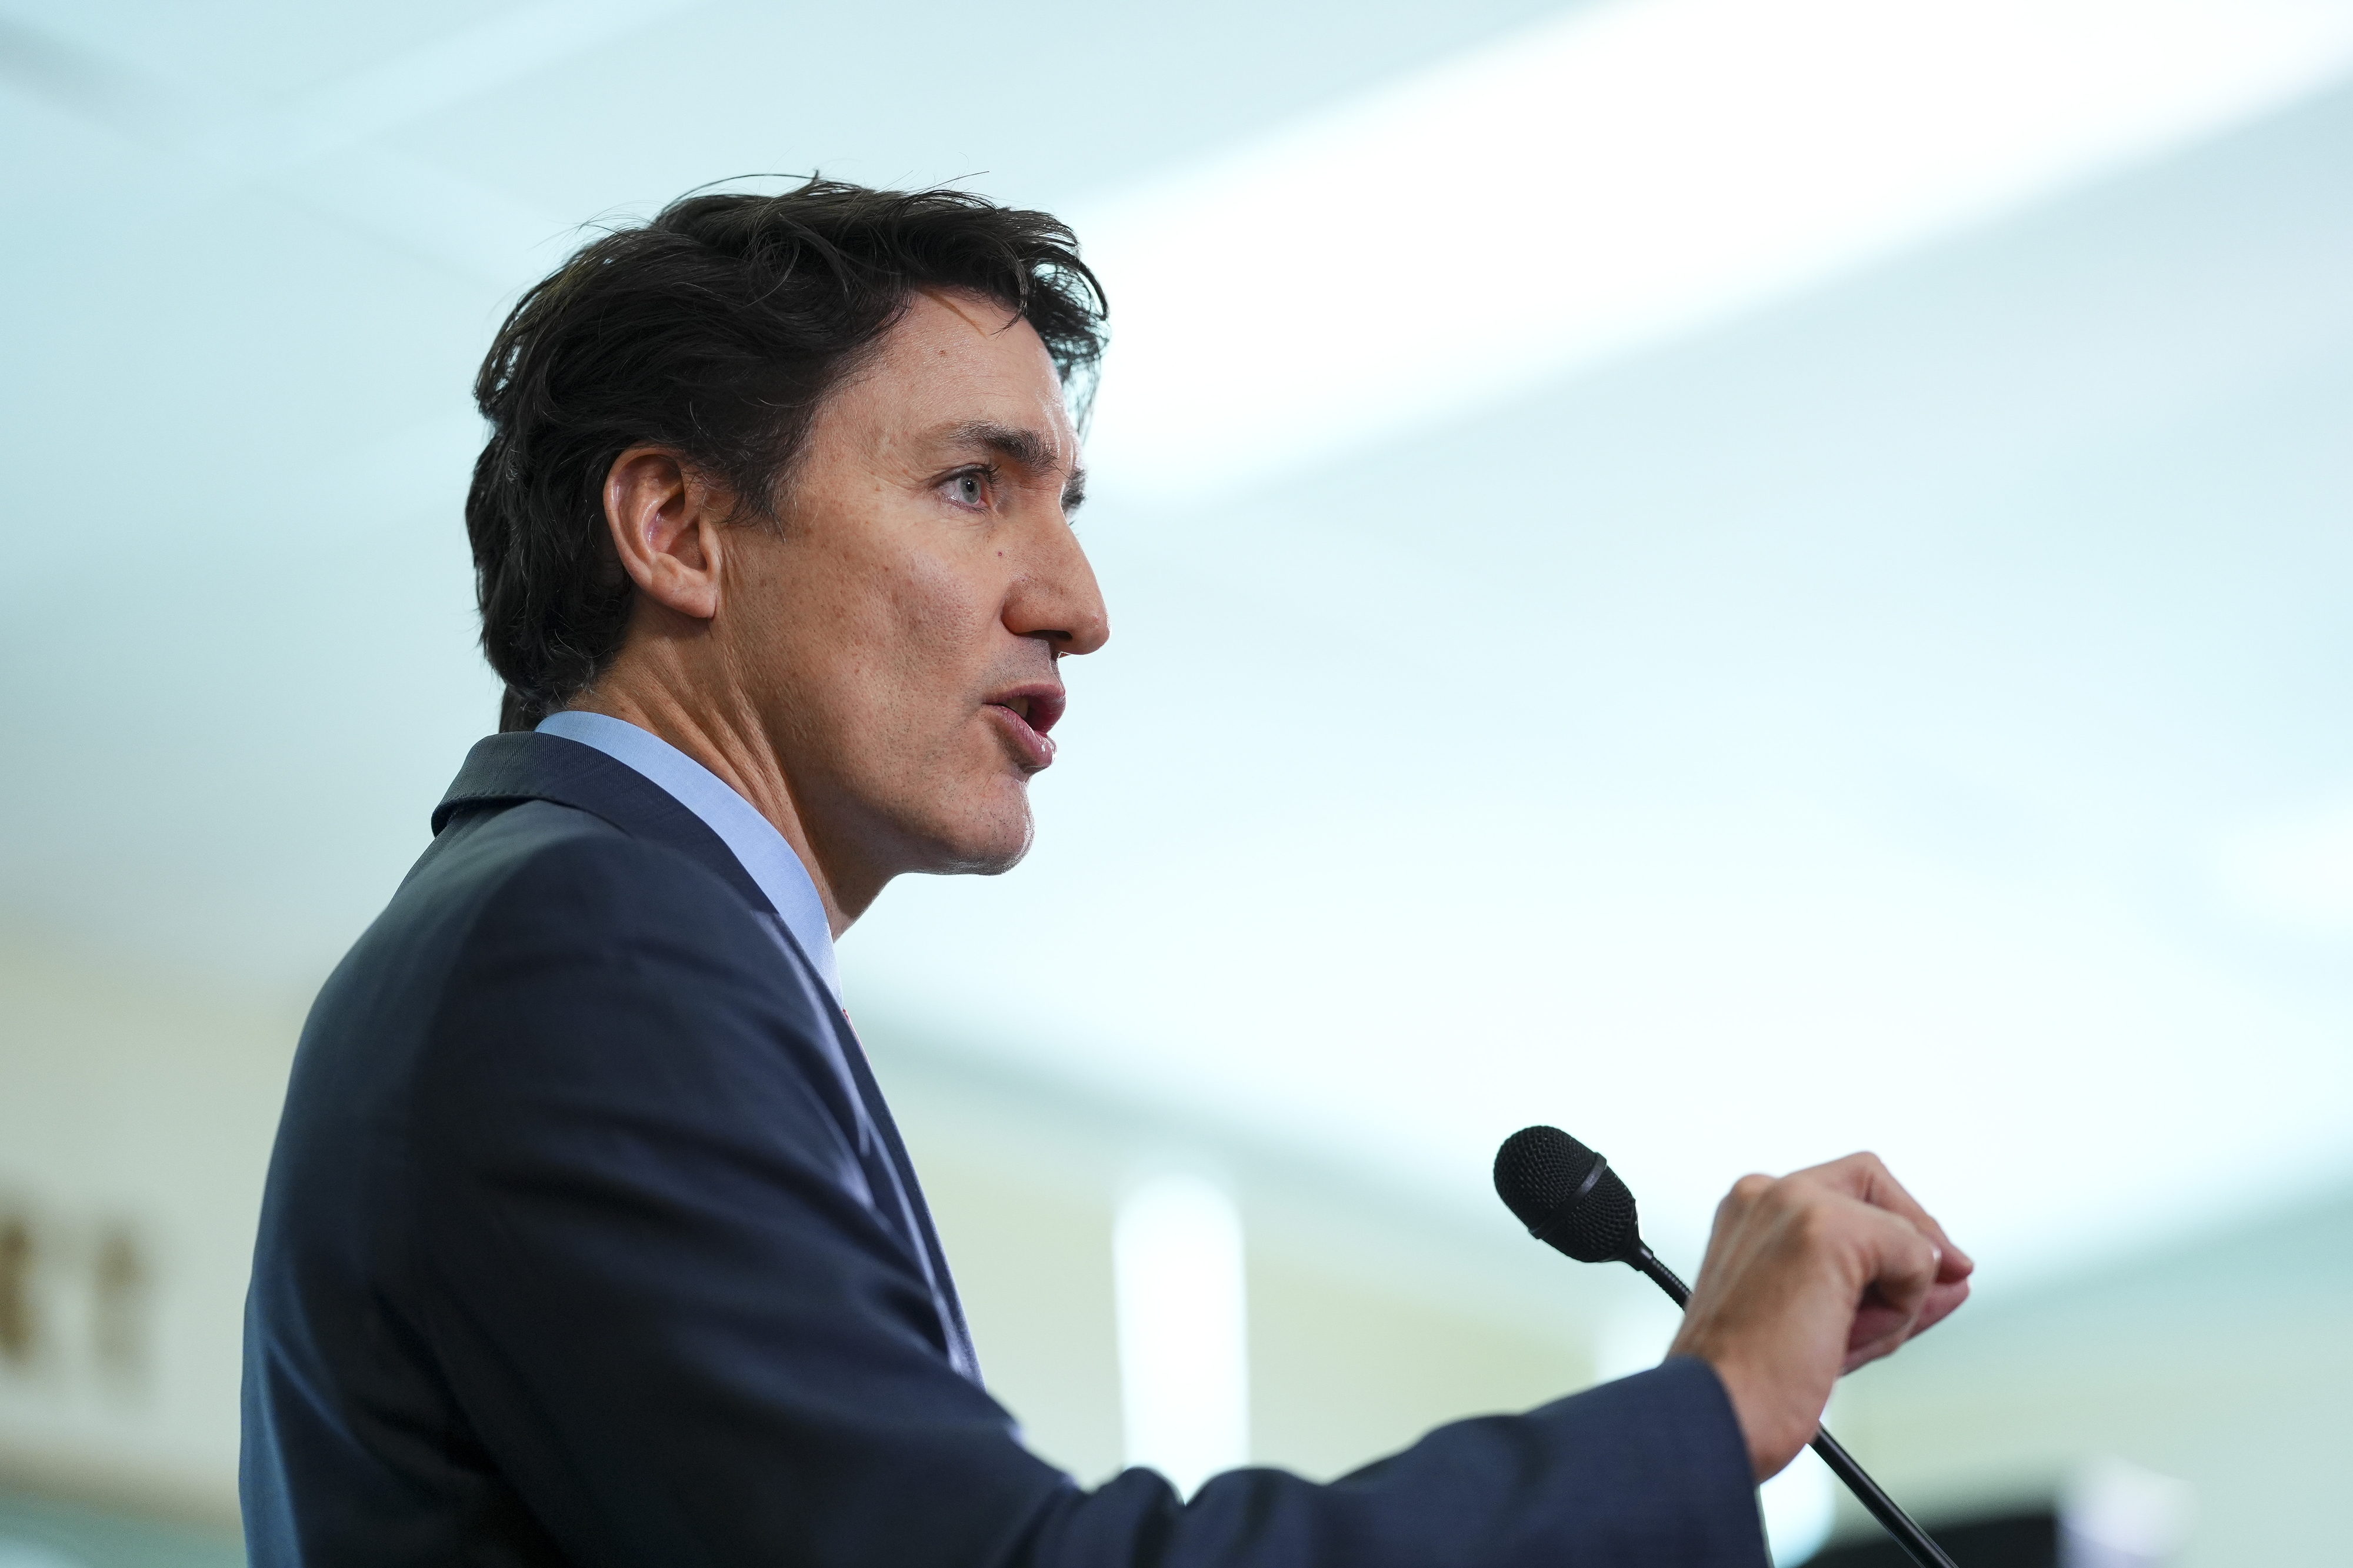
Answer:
942;469;989;509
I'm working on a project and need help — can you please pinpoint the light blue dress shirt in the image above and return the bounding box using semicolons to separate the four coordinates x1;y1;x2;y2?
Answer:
535;710;843;1006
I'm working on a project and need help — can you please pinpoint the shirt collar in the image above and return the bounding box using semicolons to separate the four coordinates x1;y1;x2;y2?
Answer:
534;710;842;1006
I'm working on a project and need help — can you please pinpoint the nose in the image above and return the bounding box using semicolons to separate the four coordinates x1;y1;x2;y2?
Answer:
1006;508;1110;658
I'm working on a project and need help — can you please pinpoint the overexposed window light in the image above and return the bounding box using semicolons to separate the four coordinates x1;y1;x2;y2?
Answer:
1762;1447;1837;1566
1077;0;2353;492
1592;1299;1681;1383
2060;1456;2197;1567
1112;1173;1249;1498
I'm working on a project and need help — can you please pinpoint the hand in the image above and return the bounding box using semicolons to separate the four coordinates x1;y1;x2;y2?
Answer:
1666;1153;1973;1480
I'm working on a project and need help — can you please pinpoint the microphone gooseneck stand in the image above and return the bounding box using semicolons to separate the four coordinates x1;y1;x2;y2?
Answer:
1492;1127;1961;1568
1628;1241;1959;1568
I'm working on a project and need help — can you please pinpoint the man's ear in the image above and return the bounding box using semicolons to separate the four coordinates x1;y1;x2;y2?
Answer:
603;446;732;620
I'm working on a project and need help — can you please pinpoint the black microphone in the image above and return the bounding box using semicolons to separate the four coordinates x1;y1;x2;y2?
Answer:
1494;1125;1959;1568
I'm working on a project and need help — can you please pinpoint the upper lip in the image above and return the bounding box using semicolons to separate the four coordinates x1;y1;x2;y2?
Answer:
986;683;1066;735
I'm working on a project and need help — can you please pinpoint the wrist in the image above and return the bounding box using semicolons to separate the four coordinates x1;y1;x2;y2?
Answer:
1691;1349;1808;1480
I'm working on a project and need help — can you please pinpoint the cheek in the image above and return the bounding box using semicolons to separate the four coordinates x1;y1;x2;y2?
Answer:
844;553;999;742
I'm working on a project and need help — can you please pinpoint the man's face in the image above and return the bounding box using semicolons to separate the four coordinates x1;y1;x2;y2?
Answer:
719;289;1107;887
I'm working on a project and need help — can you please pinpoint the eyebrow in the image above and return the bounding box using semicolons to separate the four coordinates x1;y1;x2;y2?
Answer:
943;419;1088;513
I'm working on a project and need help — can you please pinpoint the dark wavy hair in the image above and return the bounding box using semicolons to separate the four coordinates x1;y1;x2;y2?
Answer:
466;178;1108;731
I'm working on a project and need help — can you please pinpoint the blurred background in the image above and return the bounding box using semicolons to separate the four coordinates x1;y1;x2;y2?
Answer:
2;0;2350;1563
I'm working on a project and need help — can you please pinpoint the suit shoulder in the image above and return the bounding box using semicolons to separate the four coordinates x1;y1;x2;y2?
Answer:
289;800;834;1183
403;815;852;1183
301;804;785;1089
385;800;772;956
416;799;690;901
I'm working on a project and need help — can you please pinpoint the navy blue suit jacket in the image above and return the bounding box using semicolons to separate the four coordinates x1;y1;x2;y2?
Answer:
242;730;1765;1566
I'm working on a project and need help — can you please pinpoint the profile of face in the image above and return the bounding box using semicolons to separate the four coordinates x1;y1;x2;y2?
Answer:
738;289;1109;882
596;288;1108;919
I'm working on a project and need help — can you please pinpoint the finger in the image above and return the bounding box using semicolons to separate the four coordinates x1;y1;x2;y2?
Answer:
1854;1202;1941;1329
1844;1303;1926;1370
1832;1202;1945;1373
1847;1242;1936;1361
1714;1173;1776;1229
1843;1329;1912;1374
1909;1277;1972;1337
1800;1153;1975;1277
1845;1295;1916;1354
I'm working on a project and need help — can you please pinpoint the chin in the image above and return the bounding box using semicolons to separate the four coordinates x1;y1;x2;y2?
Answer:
929;834;1032;878
911;788;1035;878
959;843;1031;878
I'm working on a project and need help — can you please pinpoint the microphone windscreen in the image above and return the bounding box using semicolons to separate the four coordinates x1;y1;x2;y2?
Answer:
1493;1125;1641;1263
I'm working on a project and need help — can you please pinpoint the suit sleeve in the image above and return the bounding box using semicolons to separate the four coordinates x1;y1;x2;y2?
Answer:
412;836;1766;1568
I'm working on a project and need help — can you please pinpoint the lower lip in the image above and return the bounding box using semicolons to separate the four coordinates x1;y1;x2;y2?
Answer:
985;705;1056;771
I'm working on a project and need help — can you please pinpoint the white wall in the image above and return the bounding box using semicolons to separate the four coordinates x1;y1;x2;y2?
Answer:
6;932;2353;1568
1826;1184;2353;1565
0;936;298;1526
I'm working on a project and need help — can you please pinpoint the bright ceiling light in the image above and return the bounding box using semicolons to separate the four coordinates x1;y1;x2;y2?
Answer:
1075;0;2353;491
1112;1175;1249;1498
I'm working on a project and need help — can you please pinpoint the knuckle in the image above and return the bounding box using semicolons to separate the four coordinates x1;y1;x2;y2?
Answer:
1789;1197;1833;1246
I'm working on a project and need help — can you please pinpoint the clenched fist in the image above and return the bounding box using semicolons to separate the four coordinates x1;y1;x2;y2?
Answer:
1669;1153;1973;1479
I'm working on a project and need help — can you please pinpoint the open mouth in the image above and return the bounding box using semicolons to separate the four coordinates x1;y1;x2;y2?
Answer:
984;686;1066;771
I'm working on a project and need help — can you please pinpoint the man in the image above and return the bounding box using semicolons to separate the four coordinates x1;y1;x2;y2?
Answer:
242;180;1971;1566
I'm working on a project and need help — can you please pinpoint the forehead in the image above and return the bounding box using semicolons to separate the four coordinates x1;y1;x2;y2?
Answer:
849;289;1075;451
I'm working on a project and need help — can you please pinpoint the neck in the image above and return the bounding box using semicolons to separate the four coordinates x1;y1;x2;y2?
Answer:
565;666;876;938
